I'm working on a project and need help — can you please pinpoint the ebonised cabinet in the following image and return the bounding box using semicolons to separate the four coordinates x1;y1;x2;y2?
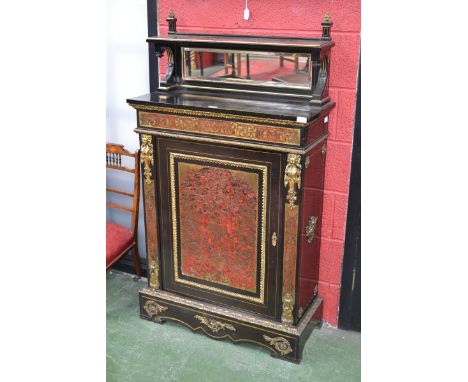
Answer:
128;12;335;363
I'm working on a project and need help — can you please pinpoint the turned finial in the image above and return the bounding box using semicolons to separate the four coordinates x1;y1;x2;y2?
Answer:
166;9;177;34
321;13;333;39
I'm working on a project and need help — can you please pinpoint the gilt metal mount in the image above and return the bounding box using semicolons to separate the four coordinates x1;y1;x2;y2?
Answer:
263;335;293;356
140;134;154;184
144;300;168;317
194;315;236;333
306;216;318;244
284;154;302;208
281;292;294;324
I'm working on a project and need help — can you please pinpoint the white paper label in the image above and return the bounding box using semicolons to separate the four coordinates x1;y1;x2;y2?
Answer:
296;116;307;123
244;8;250;20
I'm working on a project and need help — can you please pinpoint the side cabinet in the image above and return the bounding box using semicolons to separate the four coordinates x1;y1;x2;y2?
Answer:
128;14;335;363
136;117;328;362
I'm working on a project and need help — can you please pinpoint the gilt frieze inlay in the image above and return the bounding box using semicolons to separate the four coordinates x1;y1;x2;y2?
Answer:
139;112;301;146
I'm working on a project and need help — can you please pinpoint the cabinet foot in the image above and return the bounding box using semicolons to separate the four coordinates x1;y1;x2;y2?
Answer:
139;289;323;363
270;351;301;364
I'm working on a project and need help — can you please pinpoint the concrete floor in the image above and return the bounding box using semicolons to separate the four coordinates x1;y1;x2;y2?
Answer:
107;270;360;382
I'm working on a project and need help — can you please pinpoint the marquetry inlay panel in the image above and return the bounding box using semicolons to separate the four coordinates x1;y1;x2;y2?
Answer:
138;112;301;146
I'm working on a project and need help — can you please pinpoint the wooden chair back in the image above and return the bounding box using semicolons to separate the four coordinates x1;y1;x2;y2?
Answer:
106;143;140;236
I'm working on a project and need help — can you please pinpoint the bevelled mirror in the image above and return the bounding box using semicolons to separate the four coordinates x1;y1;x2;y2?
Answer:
182;48;312;89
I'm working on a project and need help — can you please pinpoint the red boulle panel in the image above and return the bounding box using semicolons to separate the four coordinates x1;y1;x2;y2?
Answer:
167;149;269;307
178;163;259;292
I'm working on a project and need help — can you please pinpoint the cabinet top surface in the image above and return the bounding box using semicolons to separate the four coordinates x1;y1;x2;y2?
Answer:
148;33;334;49
127;89;334;123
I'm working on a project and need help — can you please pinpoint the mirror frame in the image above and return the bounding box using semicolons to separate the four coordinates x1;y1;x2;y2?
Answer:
181;47;313;90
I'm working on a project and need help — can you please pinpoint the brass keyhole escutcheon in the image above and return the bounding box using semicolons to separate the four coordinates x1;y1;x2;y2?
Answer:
272;232;277;247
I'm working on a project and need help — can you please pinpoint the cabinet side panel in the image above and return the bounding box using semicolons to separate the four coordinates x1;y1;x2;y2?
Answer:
297;142;327;316
306;112;329;145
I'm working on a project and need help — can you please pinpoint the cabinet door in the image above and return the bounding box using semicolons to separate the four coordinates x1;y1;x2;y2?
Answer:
157;137;283;319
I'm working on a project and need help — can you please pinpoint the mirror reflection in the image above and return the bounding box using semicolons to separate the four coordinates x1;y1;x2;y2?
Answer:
182;48;312;89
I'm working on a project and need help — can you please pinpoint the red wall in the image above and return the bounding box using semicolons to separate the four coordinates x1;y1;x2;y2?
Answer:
157;0;361;327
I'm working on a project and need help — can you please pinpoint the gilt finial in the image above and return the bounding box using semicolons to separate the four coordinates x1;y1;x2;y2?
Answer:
166;9;177;34
321;13;333;40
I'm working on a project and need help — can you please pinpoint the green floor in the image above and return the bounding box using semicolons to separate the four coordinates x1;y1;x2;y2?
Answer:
107;270;360;382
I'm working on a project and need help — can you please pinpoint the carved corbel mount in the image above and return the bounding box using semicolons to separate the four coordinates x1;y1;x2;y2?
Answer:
154;46;165;59
154;46;175;82
284;154;302;208
312;53;330;100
